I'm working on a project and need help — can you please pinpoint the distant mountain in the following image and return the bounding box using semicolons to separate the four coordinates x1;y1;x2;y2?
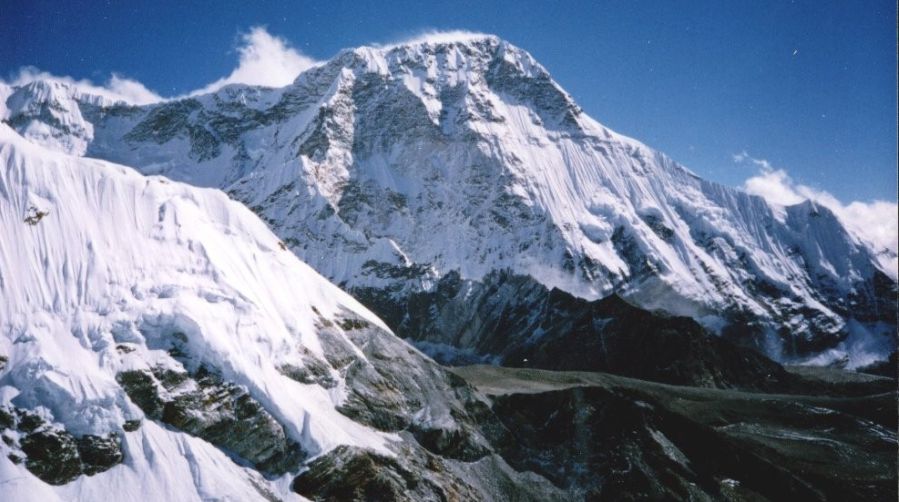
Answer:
4;35;895;369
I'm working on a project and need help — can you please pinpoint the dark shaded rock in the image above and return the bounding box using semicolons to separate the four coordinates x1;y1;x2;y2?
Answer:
278;358;338;388
504;293;792;391
118;366;305;475
16;409;45;433
639;213;675;242
23;206;49;225
409;425;489;463
20;429;82;485
117;370;165;417
454;365;898;502
124;99;202;144
0;407;13;429
355;270;794;391
492;387;714;500
77;434;124;475
858;351;898;379
0;406;124;483
291;438;568;502
292;445;434;502
122;419;142;432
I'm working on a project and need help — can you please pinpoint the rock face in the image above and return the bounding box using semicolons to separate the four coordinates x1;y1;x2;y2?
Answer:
292;445;448;502
291;442;570;502
4;35;895;367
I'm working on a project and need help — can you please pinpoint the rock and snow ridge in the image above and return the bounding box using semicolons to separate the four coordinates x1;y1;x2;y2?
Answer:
3;34;895;366
0;122;384;499
1;124;569;500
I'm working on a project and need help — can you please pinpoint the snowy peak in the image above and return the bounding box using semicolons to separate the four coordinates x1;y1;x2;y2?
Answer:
293;34;582;132
321;34;506;79
5;32;896;501
2;79;120;156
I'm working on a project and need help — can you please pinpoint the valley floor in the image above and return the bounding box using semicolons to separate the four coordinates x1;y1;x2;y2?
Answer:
450;364;898;501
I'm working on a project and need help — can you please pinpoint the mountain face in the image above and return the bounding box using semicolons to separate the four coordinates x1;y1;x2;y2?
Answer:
13;115;878;501
0;125;573;500
3;36;895;368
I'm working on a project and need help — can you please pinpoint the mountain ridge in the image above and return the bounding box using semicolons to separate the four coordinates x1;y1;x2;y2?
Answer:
0;122;583;500
3;35;895;367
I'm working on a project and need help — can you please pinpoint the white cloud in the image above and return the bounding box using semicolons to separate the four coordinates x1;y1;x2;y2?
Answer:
106;74;163;104
2;27;316;105
736;152;898;265
742;167;804;206
189;26;318;95
1;66;163;105
732;150;772;171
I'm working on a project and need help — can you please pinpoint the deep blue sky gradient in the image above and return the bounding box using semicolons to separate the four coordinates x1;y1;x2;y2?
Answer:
2;0;896;201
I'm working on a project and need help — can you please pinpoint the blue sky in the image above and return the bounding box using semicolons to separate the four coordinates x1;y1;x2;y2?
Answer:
2;0;896;204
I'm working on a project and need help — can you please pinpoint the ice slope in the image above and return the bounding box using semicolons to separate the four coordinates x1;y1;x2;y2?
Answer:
0;123;398;499
4;35;895;359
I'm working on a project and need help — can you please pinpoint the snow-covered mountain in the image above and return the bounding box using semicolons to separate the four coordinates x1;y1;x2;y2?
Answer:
4;35;895;367
2;33;897;501
0;80;115;157
0;124;573;500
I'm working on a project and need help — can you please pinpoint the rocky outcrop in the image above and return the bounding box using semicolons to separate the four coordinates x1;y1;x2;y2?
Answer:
116;366;304;475
1;406;124;485
292;445;474;502
291;442;568;502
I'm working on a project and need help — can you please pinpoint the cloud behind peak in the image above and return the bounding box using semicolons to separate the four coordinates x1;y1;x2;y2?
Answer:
1;27;318;104
736;152;898;277
189;26;319;96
